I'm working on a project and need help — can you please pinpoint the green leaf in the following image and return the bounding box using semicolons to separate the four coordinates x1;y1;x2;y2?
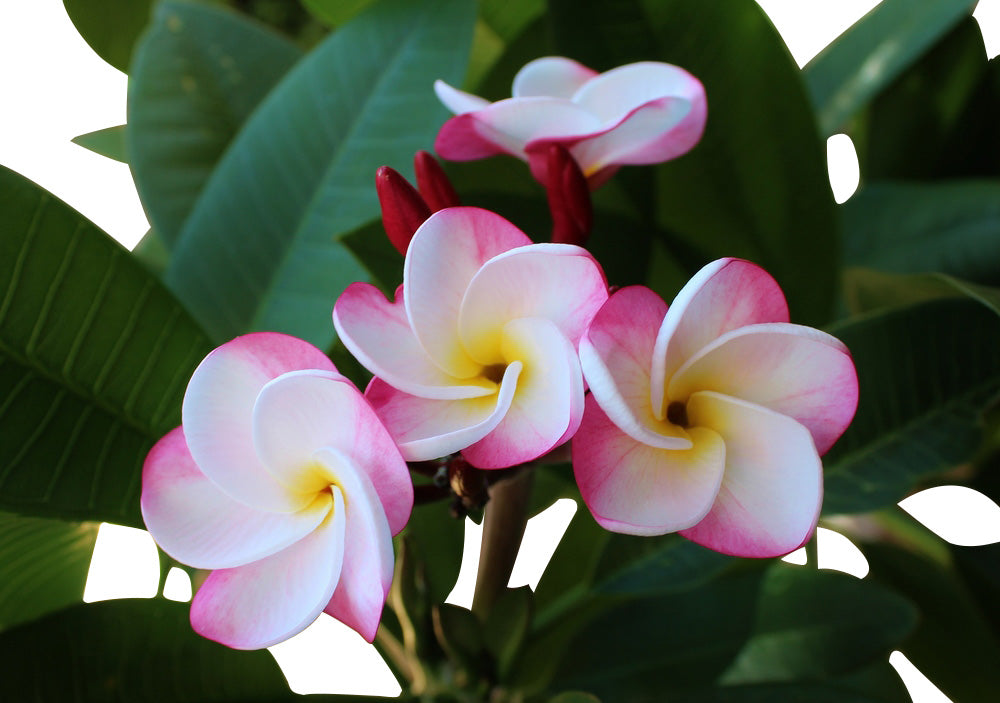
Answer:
804;0;977;136
484;586;532;679
128;1;303;248
722;565;917;683
843;269;1000;317
132;229;171;277
63;0;154;73
480;0;544;42
591;533;734;598
668;682;904;703
548;694;601;703
302;0;377;26
858;18;988;180
547;569;765;700
71;125;127;163
548;0;658;71
865;542;1000;702
0;166;212;526
0;511;98;632
404;501;466;606
643;0;838;325
0;599;291;701
843;181;1000;285
165;0;476;347
823;298;1000;514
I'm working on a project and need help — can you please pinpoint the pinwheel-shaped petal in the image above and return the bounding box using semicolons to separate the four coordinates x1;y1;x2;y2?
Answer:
434;57;706;188
334;206;608;469
141;333;412;649
574;260;858;557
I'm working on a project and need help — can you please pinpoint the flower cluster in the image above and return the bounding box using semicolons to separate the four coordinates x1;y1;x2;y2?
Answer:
141;56;857;649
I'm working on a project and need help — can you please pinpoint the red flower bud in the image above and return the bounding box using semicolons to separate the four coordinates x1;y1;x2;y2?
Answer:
414;150;460;212
376;166;432;256
546;144;593;245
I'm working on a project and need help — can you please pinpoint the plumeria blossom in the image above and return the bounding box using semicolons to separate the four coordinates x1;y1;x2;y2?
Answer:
333;206;608;469
434;56;707;188
573;259;858;557
141;332;412;649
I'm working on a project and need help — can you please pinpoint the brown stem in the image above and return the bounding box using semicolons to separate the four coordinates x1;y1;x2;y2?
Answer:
471;467;534;621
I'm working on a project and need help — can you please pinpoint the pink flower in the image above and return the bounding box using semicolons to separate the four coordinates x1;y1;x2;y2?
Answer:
434;56;707;188
141;332;412;649
333;206;608;469
573;259;858;557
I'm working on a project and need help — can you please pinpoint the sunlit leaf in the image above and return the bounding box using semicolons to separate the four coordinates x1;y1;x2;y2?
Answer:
165;0;475;346
804;0;977;136
128;1;303;247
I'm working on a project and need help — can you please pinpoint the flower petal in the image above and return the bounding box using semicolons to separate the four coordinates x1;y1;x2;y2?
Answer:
512;56;598;98
458;243;608;365
141;427;332;570
365;363;521;462
181;332;335;512
405;207;531;378
670;323;858;454
568;94;706;176
190;485;347;650
315;448;395;643
571;62;705;127
581;286;693;450
650;259;789;420
436;97;603;162
573;395;726;536
681;392;823;557
334;283;495;399
434;79;491;115
463;317;583;468
252;370;413;535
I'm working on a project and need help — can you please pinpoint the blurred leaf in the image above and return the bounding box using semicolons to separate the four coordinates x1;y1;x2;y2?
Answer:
548;0;657;71
843;181;1000;285
0;511;98;632
591;533;734;598
547;569;765;700
722;565;916;683
0;166;212;526
644;0;838;325
302;0;376;26
843;269;1000;317
340;219;404;295
71;125;127;163
433;602;485;674
668;682;903;703
823;298;1000;514
548;694;601;703
0;599;291;701
128;1;303;248
484;586;532;679
132;229;171;277
804;0;977;136
165;0;475;347
404;501;466;606
480;0;544;42
62;0;153;73
859;18;988;180
865;542;1000;702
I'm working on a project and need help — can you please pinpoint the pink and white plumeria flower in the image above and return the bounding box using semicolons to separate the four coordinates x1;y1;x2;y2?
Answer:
434;56;707;188
141;332;412;649
573;259;858;557
333;206;608;469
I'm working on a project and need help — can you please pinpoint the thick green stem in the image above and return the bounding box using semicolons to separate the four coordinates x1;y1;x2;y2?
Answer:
471;468;534;622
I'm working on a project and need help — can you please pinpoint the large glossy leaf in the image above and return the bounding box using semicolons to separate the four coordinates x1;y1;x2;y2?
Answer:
858;18;988;180
722;565;916;683
668;682;903;703
0;599;290;701
823;298;1000;514
865;542;1000;702
804;0;977;136
546;569;764;700
128;1;303;248
165;0;476;346
63;0;154;73
71;125;127;163
0;511;98;632
633;0;836;325
842;181;1000;285
0;166;212;526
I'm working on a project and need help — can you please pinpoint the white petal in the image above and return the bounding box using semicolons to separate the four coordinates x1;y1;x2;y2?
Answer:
434;79;492;115
512;56;597;98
